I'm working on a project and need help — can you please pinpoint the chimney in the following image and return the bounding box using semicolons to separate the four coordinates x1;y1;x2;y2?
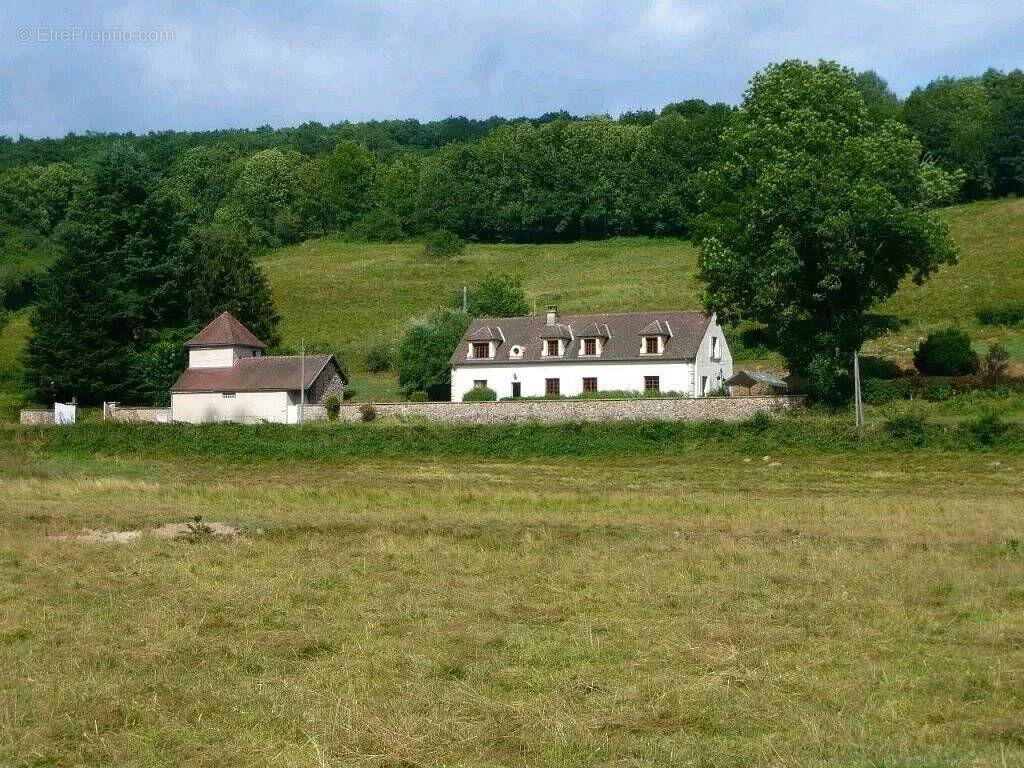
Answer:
545;304;558;326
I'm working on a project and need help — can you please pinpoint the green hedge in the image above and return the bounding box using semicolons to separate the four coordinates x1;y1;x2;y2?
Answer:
862;375;1024;405
976;302;1024;327
7;414;1022;465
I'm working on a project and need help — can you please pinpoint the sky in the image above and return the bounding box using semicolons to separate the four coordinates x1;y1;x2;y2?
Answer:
1;0;1022;139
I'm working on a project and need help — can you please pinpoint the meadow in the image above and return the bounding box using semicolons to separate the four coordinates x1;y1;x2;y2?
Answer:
1;197;1022;412
1;426;1022;767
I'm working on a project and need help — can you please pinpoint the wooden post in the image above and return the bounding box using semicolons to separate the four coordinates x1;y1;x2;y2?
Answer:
853;351;864;427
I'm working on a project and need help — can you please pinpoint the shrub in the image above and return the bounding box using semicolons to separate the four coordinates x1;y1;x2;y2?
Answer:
913;328;980;376
862;378;913;405
976;302;1024;327
423;229;465;258
324;394;341;421
345;209;405;242
983;343;1010;380
885;411;927;445
462;386;497;402
922;380;953;402
967;411;1009;447
358;403;377;422
365;343;393;373
409;390;429;402
859;355;903;380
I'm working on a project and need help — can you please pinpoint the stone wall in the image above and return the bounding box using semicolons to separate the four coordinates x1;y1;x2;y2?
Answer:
20;409;54;425
327;396;804;424
106;404;172;423
307;366;345;404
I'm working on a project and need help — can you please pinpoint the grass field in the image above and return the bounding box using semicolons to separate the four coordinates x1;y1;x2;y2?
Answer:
1;430;1022;766
1;197;1021;413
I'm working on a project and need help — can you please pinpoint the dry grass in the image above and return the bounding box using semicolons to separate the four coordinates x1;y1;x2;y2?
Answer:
1;445;1022;767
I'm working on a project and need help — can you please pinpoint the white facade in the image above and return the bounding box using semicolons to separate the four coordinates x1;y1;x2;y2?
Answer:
171;389;300;424
451;318;733;401
188;346;261;368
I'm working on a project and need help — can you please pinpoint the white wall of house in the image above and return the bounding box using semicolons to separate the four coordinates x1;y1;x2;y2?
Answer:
451;361;694;401
693;317;734;396
188;346;261;368
171;390;293;424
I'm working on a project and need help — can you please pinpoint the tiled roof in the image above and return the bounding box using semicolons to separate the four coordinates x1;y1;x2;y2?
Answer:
185;312;265;349
538;323;573;340
577;321;609;339
638;319;670;336
171;355;341;393
451;310;712;365
467;325;504;342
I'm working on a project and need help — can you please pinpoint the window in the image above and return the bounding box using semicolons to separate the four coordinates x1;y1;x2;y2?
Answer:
700;375;709;396
644;376;660;393
222;392;236;398
644;336;660;354
582;377;597;392
583;337;597;356
546;339;560;357
473;379;487;389
545;378;560;396
710;336;721;361
472;342;490;359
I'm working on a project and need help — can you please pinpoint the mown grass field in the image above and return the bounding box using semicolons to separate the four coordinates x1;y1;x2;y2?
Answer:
0;197;1021;412
1;426;1022;767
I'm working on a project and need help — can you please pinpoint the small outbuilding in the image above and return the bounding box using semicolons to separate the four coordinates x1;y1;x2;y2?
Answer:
170;312;346;424
725;370;788;395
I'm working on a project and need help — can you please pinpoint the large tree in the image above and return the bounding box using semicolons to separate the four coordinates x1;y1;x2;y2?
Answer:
696;60;957;402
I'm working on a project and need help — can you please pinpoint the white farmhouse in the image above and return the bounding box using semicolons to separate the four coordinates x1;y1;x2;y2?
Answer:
450;306;732;401
170;312;346;423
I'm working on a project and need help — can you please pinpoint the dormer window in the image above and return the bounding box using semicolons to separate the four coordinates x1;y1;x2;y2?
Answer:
472;342;491;359
583;337;598;356
644;336;660;355
546;339;560;357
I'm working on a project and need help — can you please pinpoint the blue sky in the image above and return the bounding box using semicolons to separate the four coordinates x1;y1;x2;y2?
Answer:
2;0;1022;138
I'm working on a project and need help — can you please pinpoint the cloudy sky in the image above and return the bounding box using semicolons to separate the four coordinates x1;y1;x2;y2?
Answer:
1;0;1022;138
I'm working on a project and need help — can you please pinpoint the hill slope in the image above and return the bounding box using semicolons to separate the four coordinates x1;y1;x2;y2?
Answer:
2;198;1021;412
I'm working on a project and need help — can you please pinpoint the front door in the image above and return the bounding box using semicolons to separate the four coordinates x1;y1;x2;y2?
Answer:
511;382;522;398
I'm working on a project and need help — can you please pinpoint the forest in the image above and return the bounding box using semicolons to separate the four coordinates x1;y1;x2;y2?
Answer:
1;63;1022;405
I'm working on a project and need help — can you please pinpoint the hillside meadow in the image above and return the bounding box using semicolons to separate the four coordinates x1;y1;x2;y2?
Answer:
1;425;1022;767
0;197;1021;413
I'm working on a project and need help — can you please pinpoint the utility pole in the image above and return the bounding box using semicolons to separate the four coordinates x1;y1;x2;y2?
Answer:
299;337;305;424
853;350;864;427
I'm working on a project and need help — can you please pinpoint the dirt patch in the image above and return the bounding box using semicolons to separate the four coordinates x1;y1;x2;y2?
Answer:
51;521;248;543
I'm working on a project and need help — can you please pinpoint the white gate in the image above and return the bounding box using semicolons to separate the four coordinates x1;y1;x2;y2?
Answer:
54;402;76;425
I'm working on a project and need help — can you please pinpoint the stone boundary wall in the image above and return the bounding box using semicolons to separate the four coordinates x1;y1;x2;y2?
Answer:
106;404;172;423
327;396;804;424
20;409;54;425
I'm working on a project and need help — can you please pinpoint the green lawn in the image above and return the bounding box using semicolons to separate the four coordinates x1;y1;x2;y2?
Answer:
1;434;1022;766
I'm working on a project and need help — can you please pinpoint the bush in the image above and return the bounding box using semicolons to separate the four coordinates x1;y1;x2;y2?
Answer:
885;411;927;445
976;302;1024;327
324;394;340;421
462;386;497;402
358;403;377;422
983;343;1010;380
859;355;903;380
913;328;980;376
423;229;465;258
967;411;1009;446
409;390;429;402
862;378;914;405
365;343;393;373
922;379;953;402
345;210;405;242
